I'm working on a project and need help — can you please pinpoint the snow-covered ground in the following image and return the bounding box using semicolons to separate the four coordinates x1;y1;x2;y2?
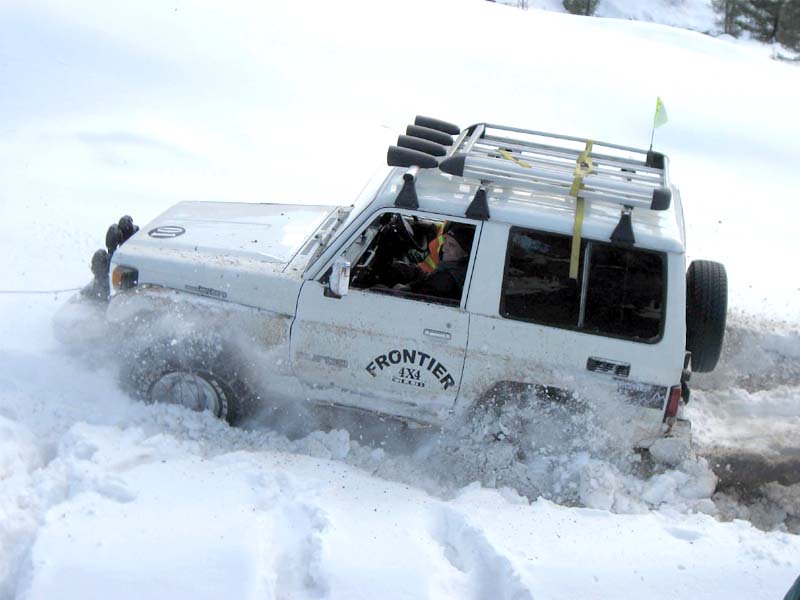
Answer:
1;0;799;598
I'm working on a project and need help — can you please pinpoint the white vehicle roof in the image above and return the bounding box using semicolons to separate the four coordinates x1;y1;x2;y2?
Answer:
368;167;686;254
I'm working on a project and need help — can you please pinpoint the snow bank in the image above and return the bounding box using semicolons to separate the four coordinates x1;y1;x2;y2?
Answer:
3;405;799;600
1;297;799;597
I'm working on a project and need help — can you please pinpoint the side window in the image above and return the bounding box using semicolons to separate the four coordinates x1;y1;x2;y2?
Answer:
501;229;581;328
501;227;665;343
342;211;476;306
583;244;663;340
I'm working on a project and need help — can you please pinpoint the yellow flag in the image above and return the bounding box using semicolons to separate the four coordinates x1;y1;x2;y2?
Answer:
654;96;668;128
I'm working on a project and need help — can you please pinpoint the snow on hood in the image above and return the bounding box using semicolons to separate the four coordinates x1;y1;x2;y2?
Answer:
124;201;336;265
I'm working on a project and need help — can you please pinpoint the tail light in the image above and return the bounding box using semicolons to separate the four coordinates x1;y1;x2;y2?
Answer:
111;265;138;290
665;385;682;419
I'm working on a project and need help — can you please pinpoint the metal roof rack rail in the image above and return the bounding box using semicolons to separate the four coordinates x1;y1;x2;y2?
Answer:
439;122;671;212
385;117;671;253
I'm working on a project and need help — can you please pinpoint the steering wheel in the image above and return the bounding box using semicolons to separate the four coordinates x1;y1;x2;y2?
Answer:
391;214;428;252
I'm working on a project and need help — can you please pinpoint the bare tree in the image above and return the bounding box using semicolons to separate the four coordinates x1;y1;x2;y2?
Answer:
739;0;785;42
777;1;800;49
711;0;800;50
562;0;600;16
712;0;745;35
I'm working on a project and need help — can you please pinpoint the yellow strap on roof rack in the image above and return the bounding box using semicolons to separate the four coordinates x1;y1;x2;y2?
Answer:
496;147;531;169
495;140;594;280
570;199;585;279
569;140;593;280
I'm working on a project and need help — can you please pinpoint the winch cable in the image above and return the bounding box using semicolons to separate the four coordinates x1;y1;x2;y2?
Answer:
0;287;81;295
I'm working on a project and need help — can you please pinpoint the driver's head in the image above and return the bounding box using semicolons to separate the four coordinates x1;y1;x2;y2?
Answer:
442;224;474;262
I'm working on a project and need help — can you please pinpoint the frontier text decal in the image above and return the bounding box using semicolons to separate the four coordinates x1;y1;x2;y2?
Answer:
365;349;455;390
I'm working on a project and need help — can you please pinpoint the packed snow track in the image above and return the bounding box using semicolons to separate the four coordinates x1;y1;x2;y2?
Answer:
1;303;799;598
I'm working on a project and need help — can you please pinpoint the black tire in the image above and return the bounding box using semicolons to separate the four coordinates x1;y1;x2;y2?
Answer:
121;336;256;424
467;383;580;446
686;260;728;373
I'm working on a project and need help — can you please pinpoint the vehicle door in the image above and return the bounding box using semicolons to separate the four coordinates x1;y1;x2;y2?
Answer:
290;209;480;423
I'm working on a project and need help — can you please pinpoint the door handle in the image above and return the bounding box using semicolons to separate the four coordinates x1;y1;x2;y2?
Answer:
424;328;451;340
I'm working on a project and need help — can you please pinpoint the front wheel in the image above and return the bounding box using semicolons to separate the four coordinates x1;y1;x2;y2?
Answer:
121;336;256;424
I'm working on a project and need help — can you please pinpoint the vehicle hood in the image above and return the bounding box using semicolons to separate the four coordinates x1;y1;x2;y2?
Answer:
126;201;336;265
112;201;338;315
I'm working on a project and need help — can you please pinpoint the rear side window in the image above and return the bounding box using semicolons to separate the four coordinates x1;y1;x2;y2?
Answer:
501;227;665;343
501;230;580;329
582;244;663;340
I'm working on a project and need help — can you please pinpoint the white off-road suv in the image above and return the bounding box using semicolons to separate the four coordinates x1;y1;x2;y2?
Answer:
63;116;727;451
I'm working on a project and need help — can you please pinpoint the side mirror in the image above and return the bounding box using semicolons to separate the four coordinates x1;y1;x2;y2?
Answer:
328;257;350;298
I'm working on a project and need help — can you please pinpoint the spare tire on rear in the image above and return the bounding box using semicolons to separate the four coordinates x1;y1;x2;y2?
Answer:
686;260;728;372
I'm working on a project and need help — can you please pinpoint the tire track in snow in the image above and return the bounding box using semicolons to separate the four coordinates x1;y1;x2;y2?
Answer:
691;321;800;471
0;421;143;600
429;507;533;600
250;472;329;599
688;317;800;531
0;416;45;600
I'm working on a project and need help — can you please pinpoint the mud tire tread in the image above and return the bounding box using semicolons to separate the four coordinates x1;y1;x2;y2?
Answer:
120;335;256;424
686;260;728;373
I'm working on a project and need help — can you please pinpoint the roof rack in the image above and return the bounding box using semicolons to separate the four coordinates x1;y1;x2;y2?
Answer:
439;123;671;212
386;117;671;213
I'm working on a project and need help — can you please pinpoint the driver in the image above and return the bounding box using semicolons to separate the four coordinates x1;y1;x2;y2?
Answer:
396;223;475;302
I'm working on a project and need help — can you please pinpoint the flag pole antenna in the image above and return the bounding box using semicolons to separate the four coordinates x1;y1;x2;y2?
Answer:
651;96;668;151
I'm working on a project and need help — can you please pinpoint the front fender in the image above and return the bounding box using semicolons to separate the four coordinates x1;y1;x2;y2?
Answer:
107;286;294;369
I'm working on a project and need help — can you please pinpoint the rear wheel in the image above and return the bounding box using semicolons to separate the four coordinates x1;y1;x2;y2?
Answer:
467;383;580;449
686;260;728;373
122;336;256;424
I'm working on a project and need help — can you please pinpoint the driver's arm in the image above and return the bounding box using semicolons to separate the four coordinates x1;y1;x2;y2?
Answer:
408;267;462;302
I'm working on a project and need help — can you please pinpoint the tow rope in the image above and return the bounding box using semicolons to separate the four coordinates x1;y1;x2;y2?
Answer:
0;287;81;295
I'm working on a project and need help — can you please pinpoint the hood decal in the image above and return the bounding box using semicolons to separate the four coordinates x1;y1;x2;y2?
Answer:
149;225;186;238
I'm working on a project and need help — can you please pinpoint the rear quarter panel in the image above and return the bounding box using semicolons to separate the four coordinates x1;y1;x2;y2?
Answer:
459;222;687;441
